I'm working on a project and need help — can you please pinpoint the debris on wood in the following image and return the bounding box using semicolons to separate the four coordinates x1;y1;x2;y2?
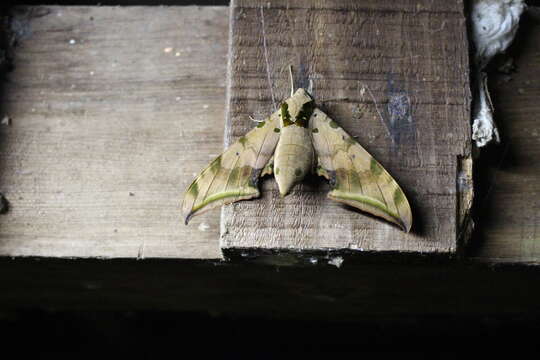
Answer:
1;115;11;126
328;257;344;269
471;0;526;147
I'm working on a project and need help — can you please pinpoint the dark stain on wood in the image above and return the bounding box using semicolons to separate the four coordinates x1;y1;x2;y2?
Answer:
385;75;416;151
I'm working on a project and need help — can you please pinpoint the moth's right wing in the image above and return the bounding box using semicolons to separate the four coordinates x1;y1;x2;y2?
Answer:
310;108;412;232
182;112;281;224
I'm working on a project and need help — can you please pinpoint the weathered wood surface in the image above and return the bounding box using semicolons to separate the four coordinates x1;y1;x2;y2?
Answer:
0;5;537;264
470;11;540;264
0;6;228;258
0;4;539;318
222;0;472;255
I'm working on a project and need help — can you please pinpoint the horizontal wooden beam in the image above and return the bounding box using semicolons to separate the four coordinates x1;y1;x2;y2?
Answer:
0;6;228;259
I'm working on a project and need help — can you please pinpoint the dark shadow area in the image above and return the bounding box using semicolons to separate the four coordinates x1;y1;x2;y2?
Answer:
466;7;539;257
1;310;540;357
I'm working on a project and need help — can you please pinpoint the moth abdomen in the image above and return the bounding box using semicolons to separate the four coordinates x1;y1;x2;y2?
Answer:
274;126;314;196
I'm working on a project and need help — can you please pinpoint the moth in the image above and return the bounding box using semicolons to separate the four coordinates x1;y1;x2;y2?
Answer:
182;85;412;232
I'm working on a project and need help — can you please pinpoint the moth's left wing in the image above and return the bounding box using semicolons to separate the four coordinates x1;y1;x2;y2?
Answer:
310;108;412;232
182;113;280;224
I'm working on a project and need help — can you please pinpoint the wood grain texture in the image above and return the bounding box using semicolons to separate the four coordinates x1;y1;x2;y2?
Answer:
1;5;536;264
0;6;228;259
471;13;540;264
222;0;472;254
0;5;538;318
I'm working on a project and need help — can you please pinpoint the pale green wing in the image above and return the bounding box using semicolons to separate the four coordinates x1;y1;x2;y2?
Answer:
182;113;281;224
310;108;412;232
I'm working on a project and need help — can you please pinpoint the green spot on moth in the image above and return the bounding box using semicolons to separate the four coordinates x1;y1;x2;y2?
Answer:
256;121;266;128
393;188;405;205
274;128;280;133
345;136;356;150
209;155;222;174
312;128;319;133
228;167;240;185
329;121;339;129
188;182;199;197
349;170;363;192
370;158;383;176
239;136;248;148
295;101;315;128
280;103;293;127
275;167;280;175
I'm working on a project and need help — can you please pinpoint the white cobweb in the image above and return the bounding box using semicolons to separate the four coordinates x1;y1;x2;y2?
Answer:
470;0;526;147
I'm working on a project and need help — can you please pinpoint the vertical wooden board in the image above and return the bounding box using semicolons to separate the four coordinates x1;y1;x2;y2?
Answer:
472;14;540;264
0;6;229;259
222;0;471;254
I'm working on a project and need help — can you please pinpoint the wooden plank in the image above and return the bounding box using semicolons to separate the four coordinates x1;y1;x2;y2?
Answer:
471;12;540;264
0;6;229;259
222;0;472;255
0;4;537;265
0;5;539;318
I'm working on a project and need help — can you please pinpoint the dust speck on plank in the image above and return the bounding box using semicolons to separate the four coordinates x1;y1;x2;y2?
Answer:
203;104;209;109
1;116;11;126
198;222;210;231
163;47;173;53
137;242;145;260
328;256;344;268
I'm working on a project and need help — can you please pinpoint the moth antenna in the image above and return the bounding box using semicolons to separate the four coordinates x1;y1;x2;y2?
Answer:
288;65;294;97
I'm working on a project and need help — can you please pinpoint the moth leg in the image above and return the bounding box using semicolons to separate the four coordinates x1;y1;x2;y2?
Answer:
311;156;328;178
261;155;274;177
